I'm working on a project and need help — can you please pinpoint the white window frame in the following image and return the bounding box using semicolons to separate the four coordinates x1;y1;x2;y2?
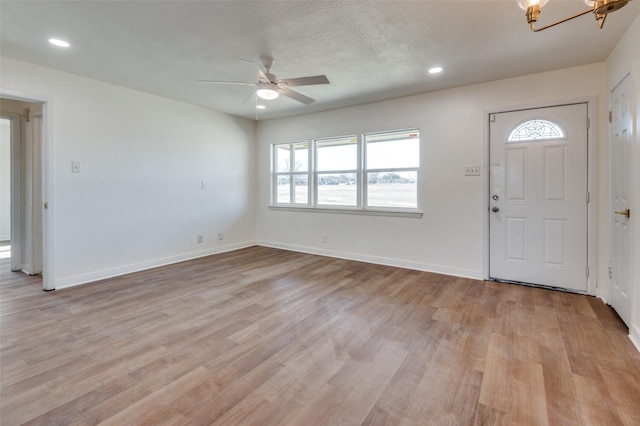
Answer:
363;129;420;212
314;135;360;209
271;141;311;206
269;129;422;217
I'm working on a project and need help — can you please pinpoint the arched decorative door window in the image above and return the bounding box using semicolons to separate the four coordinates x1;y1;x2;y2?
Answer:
507;119;566;142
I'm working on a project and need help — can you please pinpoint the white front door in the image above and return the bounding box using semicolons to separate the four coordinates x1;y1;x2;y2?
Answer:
489;103;589;292
610;75;632;326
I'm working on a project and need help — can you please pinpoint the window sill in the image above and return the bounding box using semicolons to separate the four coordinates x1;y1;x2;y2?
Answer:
268;205;423;218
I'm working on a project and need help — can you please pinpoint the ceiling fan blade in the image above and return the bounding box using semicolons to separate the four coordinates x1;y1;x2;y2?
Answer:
243;92;257;105
279;75;329;87
198;80;256;86
279;87;315;105
238;59;270;83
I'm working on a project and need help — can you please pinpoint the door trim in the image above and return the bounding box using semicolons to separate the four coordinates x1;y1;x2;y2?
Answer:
1;89;55;291
1;112;22;271
482;98;597;295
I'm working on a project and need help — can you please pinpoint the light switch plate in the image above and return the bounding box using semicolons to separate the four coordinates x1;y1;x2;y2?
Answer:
71;161;81;173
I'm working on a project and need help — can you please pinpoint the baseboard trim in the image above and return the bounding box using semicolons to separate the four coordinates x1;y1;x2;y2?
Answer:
630;324;640;353
257;240;483;280
54;241;256;290
595;286;608;304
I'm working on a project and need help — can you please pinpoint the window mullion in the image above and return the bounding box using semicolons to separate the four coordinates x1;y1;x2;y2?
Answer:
271;146;276;205
289;144;294;204
312;139;318;207
366;167;419;174
360;134;365;210
307;140;315;206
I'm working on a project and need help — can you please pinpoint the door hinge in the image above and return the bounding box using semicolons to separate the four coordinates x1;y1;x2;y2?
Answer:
489;114;496;122
586;192;590;203
586;266;590;278
586;117;590;129
608;110;613;123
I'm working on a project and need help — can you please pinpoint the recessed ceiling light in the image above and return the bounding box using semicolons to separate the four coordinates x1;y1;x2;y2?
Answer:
48;38;70;48
256;105;266;109
428;67;443;74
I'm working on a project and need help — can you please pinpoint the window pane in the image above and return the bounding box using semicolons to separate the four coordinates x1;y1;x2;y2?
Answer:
293;143;309;172
293;174;308;204
367;171;417;208
276;175;290;203
366;131;419;169
317;173;357;206
276;145;291;172
317;137;357;171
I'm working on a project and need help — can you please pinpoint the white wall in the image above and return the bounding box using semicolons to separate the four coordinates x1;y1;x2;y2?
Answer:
256;63;607;282
1;57;257;289
606;14;640;350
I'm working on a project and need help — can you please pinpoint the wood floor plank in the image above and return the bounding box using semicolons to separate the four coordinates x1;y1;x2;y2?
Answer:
573;373;625;425
478;333;550;426
2;247;639;425
538;345;581;425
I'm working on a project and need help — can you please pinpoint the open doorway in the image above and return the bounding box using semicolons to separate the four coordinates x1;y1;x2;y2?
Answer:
1;98;45;284
1;117;13;260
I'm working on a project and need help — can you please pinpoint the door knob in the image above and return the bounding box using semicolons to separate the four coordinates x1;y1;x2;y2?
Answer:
614;209;630;218
492;206;500;212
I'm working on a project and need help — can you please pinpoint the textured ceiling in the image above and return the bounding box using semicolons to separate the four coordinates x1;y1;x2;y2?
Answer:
1;1;639;120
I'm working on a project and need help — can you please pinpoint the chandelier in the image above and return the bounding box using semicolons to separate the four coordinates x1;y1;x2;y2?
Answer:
517;0;631;31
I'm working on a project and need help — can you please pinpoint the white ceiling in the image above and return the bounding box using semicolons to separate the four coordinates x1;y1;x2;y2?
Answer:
1;1;638;121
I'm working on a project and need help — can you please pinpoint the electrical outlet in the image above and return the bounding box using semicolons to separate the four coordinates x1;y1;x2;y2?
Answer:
201;181;206;190
197;235;203;244
218;232;224;241
322;234;327;243
464;166;481;176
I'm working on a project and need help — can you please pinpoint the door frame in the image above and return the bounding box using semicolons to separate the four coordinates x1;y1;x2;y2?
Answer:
1;89;55;291
1;112;22;272
482;98;597;295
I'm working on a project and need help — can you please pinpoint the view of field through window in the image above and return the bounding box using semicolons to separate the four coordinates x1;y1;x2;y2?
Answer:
273;129;419;209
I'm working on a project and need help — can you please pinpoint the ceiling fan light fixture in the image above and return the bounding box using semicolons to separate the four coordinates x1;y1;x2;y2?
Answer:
256;84;279;100
199;57;327;106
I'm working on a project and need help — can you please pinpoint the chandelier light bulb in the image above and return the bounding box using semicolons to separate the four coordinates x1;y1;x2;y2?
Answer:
516;0;549;10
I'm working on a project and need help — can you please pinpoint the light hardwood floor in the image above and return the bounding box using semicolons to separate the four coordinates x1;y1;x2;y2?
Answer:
1;246;639;425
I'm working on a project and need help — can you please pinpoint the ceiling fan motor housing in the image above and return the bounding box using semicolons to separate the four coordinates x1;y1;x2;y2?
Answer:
265;73;278;83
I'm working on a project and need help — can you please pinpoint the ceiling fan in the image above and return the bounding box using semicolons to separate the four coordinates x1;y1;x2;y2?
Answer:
199;56;329;105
